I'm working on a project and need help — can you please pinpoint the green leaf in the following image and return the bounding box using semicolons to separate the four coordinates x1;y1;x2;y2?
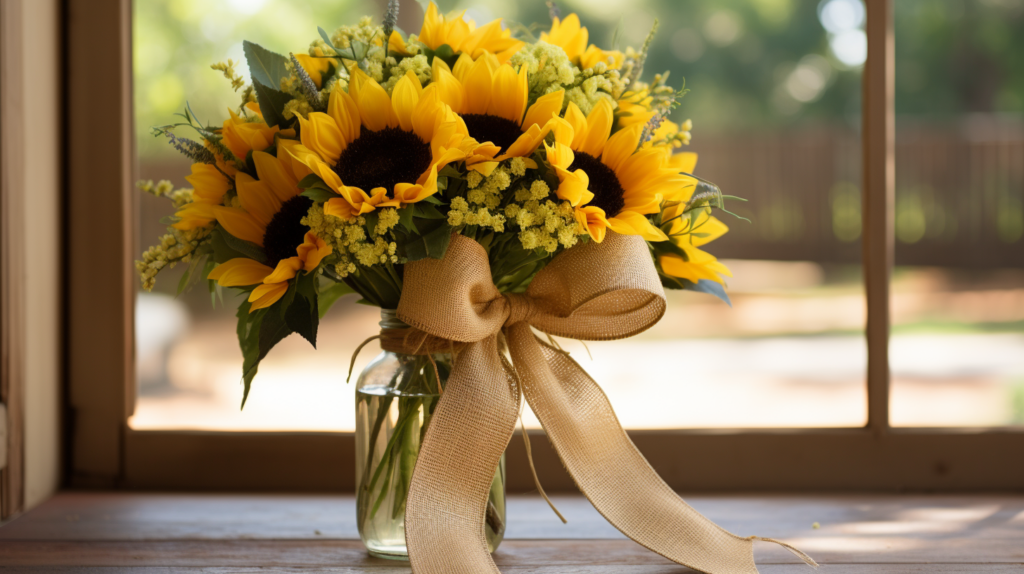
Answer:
438;165;462;178
422;194;444;205
214;226;268;264
243;41;290;91
300;188;337;202
430;43;457;67
285;272;319;348
414;203;445;219
401;223;453;262
252;79;293;129
297;173;331;190
317;26;337;50
398;206;417;232
318;281;355;318
238;303;293;408
684;278;731;306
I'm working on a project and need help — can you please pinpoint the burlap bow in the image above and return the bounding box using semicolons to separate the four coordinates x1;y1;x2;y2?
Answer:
397;233;816;574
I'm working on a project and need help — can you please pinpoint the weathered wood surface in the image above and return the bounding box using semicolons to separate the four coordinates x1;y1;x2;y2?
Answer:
0;493;1021;572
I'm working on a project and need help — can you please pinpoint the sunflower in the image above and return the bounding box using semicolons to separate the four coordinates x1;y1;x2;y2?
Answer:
207;151;332;311
428;54;564;173
390;1;523;63
545;98;686;242
282;68;479;220
656;153;731;285
541;13;624;70
172;163;233;231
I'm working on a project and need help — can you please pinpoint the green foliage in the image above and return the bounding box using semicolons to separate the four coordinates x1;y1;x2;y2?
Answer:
318;281;356;318
251;80;293;129
243;41;290;91
235;267;322;409
210;226;268;264
400;222;454;262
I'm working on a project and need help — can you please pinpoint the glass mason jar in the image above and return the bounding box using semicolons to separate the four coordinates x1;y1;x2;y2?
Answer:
354;311;506;560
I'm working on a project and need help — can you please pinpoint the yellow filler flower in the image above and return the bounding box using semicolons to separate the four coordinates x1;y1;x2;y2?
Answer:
546;99;687;242
541;13;624;70
428;54;564;173
283;68;477;220
408;1;524;63
208;151;332;311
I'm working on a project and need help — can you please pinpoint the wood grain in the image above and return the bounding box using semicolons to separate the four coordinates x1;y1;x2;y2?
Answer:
0;0;27;521
66;0;133;487
1;493;1022;571
862;0;895;433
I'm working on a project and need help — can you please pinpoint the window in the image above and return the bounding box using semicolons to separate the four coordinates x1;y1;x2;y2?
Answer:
67;0;1024;492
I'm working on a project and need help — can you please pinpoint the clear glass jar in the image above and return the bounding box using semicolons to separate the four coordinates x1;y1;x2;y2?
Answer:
354;312;506;560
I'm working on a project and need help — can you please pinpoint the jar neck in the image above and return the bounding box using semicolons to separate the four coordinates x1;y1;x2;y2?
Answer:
379;308;409;331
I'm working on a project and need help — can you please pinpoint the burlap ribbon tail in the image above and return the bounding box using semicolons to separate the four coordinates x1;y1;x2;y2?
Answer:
397;233;817;574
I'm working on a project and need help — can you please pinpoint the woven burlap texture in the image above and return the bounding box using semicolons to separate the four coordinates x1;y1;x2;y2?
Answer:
398;233;815;574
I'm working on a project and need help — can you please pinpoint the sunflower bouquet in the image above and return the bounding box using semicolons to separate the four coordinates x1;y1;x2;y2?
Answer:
135;3;778;572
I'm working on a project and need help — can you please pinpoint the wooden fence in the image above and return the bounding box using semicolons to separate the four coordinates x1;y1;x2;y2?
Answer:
691;118;1024;268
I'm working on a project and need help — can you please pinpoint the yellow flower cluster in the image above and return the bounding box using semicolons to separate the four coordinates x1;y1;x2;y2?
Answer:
566;63;625;116
504;180;587;252
381;54;432;94
302;203;399;277
211;60;245;92
327;16;382;51
509;42;577;100
137;178;198;209
447;162;526;232
135;225;211;291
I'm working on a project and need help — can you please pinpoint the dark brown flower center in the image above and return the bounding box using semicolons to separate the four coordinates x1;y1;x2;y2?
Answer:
333;127;432;193
568;151;625;217
263;195;314;268
461;113;522;155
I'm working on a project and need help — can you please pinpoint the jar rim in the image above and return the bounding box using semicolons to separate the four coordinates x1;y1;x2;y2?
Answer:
379;308;410;330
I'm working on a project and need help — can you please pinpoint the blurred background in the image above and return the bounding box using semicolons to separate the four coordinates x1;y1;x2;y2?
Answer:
131;0;1024;431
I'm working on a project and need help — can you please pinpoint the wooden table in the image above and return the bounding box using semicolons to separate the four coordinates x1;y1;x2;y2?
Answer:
1;492;1022;572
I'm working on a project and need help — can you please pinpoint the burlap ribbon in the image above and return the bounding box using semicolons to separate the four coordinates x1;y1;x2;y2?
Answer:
398;233;816;574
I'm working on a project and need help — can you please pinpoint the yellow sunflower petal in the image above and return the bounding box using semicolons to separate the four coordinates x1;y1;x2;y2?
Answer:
172;202;216;230
448;52;474;82
691;216;729;247
252;151;299;202
428;62;466;113
606;211;668;241
185;163;232;204
263;257;303;284
391;70;423;132
248;281;290;311
579;98;614;157
298;112;345;165
601;123;644;173
488;64;527;123
208;258;273;287
297;232;332;270
351;70;399;131
214;206;266;246
522;89;564;130
563;102;589;151
668;151;698;173
327;85;361;145
235;172;282;227
462;57;493;115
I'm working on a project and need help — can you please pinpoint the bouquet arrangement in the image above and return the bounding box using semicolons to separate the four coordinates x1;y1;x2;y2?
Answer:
138;1;739;401
137;3;813;573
